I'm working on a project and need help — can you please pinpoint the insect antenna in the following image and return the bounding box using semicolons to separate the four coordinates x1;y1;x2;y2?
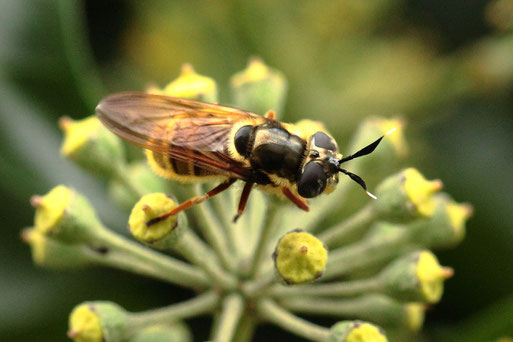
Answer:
339;168;377;199
336;128;396;199
338;128;396;164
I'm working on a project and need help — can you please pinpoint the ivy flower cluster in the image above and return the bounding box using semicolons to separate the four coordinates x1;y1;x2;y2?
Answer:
23;59;472;342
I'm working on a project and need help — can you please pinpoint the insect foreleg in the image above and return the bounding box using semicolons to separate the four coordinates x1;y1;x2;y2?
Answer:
282;188;310;212
146;178;237;226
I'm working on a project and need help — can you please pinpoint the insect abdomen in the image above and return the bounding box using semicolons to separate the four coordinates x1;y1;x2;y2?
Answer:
146;150;218;182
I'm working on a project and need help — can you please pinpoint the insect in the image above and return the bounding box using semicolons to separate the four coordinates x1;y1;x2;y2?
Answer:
96;92;392;225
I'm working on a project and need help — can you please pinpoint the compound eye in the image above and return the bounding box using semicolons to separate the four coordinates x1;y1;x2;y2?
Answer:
297;162;327;198
312;131;337;151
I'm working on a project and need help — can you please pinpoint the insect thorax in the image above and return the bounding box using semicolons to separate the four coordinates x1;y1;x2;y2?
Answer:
234;123;307;183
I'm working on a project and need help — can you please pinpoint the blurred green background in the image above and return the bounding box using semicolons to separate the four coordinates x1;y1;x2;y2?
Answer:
1;0;512;341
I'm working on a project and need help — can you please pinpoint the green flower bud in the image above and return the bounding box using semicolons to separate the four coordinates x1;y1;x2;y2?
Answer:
381;250;453;303
128;323;192;342
128;193;184;250
108;161;172;211
68;302;128;342
329;321;387;342
411;194;473;249
32;185;102;243
60;116;125;178
375;168;443;222
147;64;218;102
273;230;328;284
230;57;287;116
21;228;95;270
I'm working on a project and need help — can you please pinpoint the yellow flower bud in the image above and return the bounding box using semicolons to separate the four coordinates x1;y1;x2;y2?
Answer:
381;250;452;304
68;304;103;342
68;302;128;342
60;116;125;178
33;185;70;235
375;168;443;222
416;251;453;303
32;185;102;242
148;64;217;102
412;195;473;249
129;193;183;249
329;321;388;342
273;230;328;284
21;228;94;270
230;57;287;116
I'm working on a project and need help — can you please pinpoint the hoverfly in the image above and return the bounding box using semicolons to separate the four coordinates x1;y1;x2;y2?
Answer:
96;92;391;225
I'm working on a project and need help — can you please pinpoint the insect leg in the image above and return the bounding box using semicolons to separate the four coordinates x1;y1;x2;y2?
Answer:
146;178;237;226
264;110;276;120
282;188;310;211
233;182;254;223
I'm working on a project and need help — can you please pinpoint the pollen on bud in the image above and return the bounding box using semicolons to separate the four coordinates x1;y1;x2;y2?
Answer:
230;57;287;116
147;63;217;102
69;302;128;342
129;193;183;249
329;321;388;342
33;185;102;243
375;168;443;222
381;250;451;303
60;115;125;178
273;230;328;285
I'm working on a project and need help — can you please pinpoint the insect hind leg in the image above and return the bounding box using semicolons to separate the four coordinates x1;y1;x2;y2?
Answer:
146;178;237;226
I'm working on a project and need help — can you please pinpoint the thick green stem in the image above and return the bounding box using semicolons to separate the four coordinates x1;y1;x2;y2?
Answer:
189;184;236;271
256;299;330;342
231;313;257;342
248;204;282;278
324;229;411;280
129;291;219;331
269;276;382;298
280;294;416;329
213;294;245;342
91;228;210;289
175;231;237;289
318;204;376;248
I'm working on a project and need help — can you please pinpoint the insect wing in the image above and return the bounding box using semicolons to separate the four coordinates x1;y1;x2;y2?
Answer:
96;92;263;178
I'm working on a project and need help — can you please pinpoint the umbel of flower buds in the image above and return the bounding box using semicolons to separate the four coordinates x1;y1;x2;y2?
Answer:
273;230;328;284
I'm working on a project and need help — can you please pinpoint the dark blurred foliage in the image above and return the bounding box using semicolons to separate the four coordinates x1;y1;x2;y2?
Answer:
1;0;512;341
